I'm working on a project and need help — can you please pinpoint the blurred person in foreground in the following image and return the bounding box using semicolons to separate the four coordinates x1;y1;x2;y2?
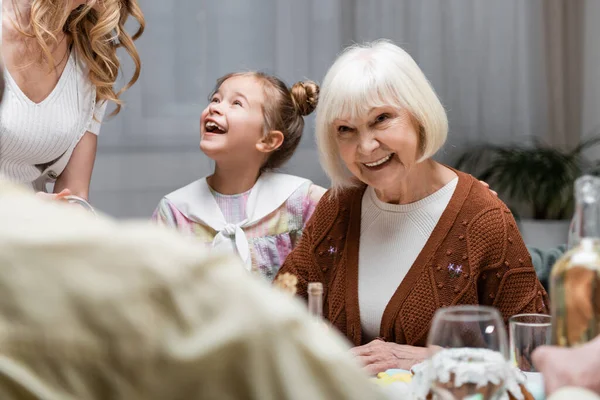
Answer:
532;335;600;400
0;184;385;400
0;70;384;400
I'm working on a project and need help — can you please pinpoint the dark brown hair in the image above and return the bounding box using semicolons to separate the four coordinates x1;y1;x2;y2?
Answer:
212;72;319;170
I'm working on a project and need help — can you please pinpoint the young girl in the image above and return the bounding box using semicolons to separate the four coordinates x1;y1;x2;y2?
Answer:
153;72;326;280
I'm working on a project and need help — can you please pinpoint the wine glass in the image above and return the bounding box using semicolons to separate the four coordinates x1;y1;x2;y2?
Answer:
509;314;551;372
426;305;509;400
62;195;96;215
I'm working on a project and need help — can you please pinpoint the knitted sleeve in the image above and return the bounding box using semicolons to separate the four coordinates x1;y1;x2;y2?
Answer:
468;205;550;322
276;192;336;300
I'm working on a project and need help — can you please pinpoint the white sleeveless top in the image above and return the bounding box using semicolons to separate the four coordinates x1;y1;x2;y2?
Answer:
0;49;107;191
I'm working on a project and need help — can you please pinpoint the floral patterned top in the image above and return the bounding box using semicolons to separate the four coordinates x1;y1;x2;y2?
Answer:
153;176;326;281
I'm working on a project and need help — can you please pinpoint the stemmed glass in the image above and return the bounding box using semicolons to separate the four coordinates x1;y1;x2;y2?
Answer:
63;195;96;215
426;305;509;400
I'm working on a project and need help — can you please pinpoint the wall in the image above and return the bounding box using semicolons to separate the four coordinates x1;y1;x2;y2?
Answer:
89;0;576;218
582;0;600;141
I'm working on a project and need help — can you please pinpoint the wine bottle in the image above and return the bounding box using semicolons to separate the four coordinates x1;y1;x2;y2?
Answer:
551;175;600;346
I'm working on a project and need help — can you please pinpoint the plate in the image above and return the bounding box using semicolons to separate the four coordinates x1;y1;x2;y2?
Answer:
373;369;412;386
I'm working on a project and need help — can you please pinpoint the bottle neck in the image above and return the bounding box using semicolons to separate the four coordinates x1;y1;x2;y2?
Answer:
572;200;600;243
307;283;323;318
570;176;600;248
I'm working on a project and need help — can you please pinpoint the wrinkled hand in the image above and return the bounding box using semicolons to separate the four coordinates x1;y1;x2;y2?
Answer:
479;180;498;197
532;338;600;396
350;339;429;375
35;189;72;201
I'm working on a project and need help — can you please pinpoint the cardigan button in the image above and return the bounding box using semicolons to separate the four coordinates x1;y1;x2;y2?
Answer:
508;237;513;243
436;266;442;271
462;255;468;260
489;293;495;299
496;272;502;279
504;261;510;267
454;287;460;293
446;250;452;256
459;235;464;240
462;220;468;226
464;273;469;278
438;283;444;289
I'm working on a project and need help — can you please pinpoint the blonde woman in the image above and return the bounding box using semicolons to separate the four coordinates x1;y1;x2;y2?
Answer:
276;40;548;375
1;0;144;200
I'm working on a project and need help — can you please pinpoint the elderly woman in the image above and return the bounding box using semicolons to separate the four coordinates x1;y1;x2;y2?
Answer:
275;40;548;374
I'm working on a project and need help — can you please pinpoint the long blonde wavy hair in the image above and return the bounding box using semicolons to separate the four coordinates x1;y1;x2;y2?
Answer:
12;0;145;116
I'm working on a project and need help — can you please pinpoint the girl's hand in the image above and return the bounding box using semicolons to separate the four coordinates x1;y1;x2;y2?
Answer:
479;180;498;197
533;337;600;396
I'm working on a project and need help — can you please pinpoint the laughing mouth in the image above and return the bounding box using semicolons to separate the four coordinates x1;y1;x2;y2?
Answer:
363;154;393;167
205;120;227;134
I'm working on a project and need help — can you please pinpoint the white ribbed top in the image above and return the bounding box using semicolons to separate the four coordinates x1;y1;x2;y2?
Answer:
0;50;107;188
358;177;458;341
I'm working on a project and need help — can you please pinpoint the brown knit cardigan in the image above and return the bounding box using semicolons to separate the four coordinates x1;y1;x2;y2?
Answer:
276;170;549;346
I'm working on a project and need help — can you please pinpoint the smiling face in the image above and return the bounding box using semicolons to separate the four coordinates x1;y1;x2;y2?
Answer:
199;75;267;165
333;106;421;193
315;41;449;194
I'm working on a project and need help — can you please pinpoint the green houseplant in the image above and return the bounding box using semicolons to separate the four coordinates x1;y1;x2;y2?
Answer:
455;137;600;247
455;137;600;220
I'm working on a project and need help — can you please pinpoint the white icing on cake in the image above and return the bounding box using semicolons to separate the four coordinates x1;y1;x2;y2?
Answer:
410;348;525;400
